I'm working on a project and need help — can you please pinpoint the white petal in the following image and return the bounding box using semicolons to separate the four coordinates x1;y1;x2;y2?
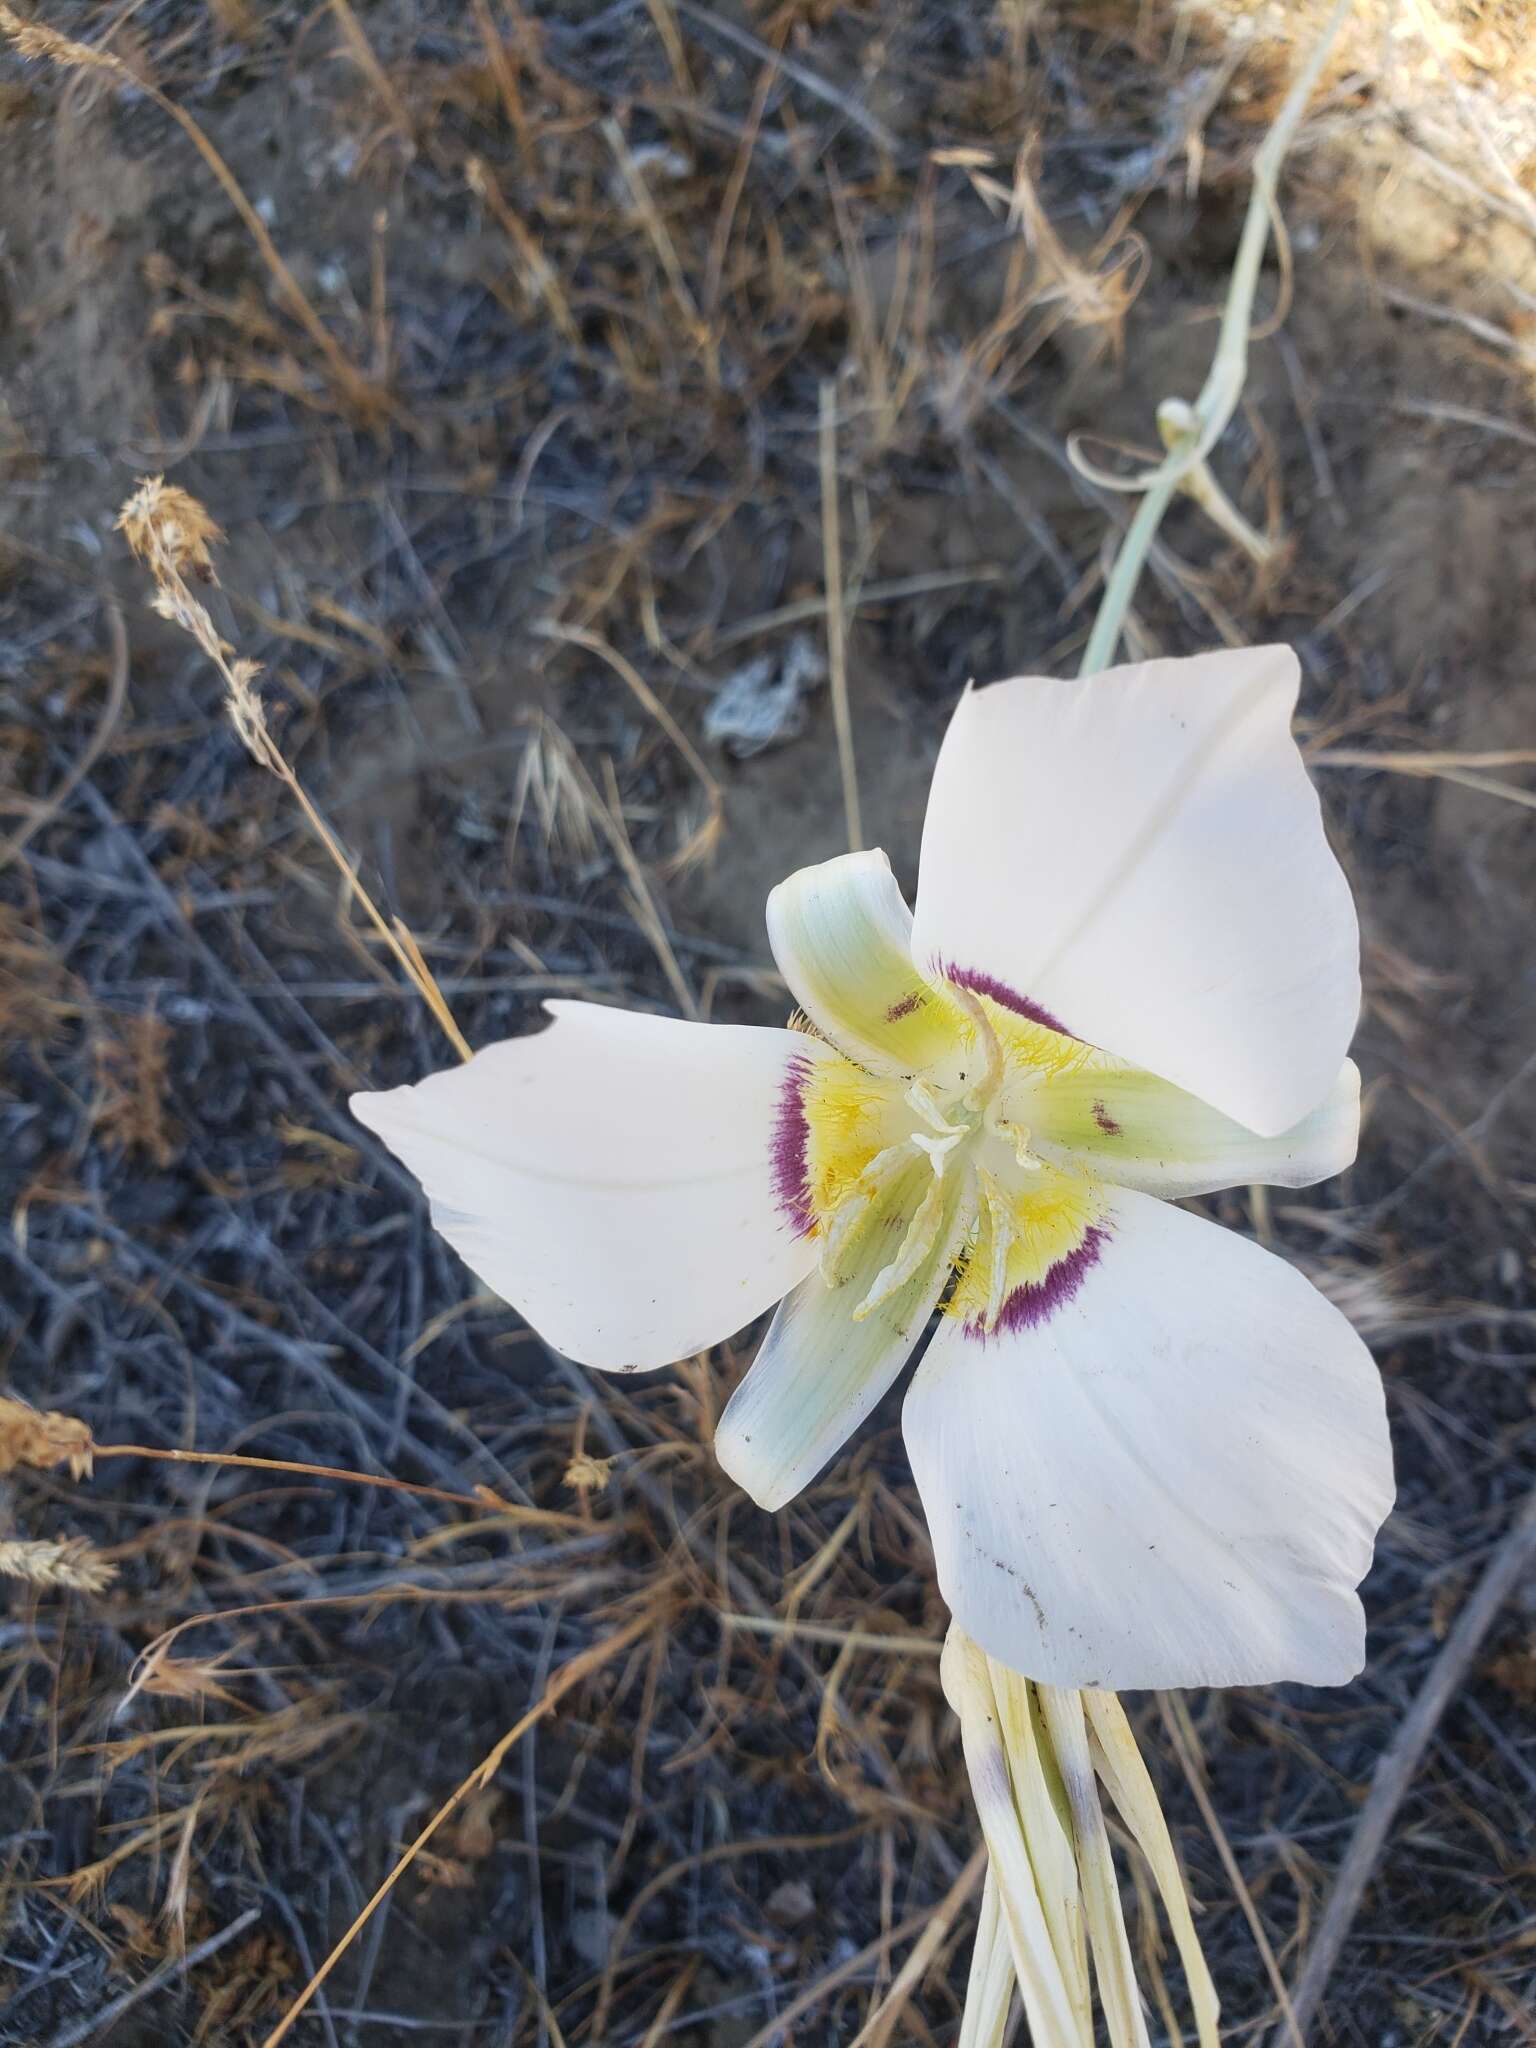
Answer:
904;1189;1393;1689
1030;1058;1361;1199
351;1002;817;1372
910;650;1360;1136
768;849;960;1076
716;1146;969;1509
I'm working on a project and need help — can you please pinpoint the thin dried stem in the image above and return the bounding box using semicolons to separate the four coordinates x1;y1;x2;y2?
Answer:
532;618;723;870
115;478;472;1064
329;0;415;147
1160;1693;1304;2048
93;1443;520;1518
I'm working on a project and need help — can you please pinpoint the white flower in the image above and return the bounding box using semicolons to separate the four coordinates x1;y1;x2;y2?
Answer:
353;647;1395;1691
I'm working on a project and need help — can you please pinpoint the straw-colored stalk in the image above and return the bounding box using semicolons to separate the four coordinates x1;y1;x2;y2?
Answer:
114;477;472;1063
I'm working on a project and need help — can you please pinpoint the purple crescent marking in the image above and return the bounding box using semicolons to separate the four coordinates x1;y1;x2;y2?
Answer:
771;1054;816;1237
885;991;922;1022
942;963;1070;1038
1091;1099;1122;1136
964;1224;1110;1342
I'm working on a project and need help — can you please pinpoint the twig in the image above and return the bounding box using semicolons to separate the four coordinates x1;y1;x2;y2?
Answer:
329;0;415;147
737;1881;980;2048
1311;747;1536;811
720;1614;942;1656
1281;1487;1536;2044
819;381;862;853
1385;396;1536;455
603;116;704;340
595;755;699;1018
709;565;1007;653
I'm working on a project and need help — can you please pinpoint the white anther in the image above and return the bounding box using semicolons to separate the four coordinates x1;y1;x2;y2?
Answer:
854;1173;946;1321
818;1140;912;1283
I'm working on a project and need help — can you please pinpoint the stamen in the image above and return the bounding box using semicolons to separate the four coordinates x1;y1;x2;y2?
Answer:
977;1169;1016;1332
853;1171;947;1321
949;981;1005;1113
819;1140;916;1283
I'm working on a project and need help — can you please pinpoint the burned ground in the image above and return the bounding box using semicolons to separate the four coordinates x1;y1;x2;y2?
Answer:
1;2;1534;2042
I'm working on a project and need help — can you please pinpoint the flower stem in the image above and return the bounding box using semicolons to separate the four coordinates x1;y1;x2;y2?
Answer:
1078;0;1356;677
1078;467;1183;678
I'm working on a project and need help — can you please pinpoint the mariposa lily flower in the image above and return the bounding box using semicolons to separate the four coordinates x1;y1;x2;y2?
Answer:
353;647;1394;1690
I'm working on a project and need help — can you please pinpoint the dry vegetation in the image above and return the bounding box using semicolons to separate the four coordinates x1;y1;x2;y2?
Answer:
1;1;1534;2043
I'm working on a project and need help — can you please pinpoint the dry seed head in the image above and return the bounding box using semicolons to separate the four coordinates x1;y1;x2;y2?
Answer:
0;5;127;75
226;656;275;763
563;1452;616;1493
116;474;223;584
0;1536;116;1594
137;1646;247;1708
0;1395;94;1481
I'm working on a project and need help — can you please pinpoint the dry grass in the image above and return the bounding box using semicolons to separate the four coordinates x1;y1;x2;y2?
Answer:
1;1;1534;2043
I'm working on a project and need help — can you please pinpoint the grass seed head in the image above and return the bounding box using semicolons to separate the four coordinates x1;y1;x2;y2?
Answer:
115;474;223;584
563;1452;616;1493
0;4;127;76
0;1395;95;1481
225;656;275;763
0;1536;116;1593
